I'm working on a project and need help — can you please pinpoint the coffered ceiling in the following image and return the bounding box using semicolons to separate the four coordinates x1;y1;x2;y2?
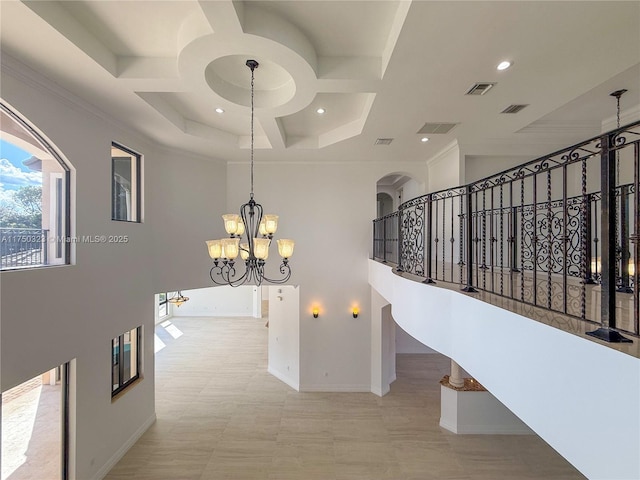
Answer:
1;1;639;164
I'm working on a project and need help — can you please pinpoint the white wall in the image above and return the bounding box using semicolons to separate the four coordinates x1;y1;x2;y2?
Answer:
428;141;462;192
227;161;426;391
400;177;424;204
464;155;533;184
267;285;300;390
369;260;640;480
172;286;255;317
396;324;436;354
0;59;227;480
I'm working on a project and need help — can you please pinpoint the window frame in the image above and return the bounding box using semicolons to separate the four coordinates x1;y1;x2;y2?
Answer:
111;142;142;223
111;326;142;397
0;100;72;269
158;292;168;318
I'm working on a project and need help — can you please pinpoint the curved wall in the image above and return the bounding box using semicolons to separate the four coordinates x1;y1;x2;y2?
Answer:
369;260;640;480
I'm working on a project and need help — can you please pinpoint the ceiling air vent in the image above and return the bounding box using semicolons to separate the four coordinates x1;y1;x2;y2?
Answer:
501;104;529;114
375;138;394;145
417;123;458;135
466;82;496;96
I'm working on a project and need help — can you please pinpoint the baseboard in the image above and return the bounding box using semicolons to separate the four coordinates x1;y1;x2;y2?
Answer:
93;413;156;480
456;424;533;434
267;367;299;391
371;383;391;397
299;384;371;392
439;418;458;433
440;419;533;435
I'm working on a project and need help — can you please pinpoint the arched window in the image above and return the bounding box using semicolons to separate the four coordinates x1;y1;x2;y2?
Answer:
0;101;71;269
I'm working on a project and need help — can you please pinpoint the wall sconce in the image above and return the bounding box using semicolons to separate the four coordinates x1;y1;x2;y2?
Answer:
352;307;359;318
312;307;319;318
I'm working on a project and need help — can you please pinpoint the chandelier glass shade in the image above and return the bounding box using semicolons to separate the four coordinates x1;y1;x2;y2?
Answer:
206;60;294;287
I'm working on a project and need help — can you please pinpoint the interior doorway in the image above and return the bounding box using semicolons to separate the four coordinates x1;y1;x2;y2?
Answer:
376;192;393;218
1;364;70;480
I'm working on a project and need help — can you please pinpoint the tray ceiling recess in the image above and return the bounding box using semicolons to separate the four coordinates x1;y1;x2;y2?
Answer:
22;1;410;151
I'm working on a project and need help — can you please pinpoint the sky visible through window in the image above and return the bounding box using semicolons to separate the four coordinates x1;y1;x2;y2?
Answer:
0;139;42;207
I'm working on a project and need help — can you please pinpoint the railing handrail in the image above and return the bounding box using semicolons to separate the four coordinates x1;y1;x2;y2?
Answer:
374;212;399;221
397;120;640;212
375;120;640;340
0;227;48;269
0;227;47;232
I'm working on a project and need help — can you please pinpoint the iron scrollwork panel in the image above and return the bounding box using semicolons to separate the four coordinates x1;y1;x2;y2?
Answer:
400;203;425;276
517;198;584;277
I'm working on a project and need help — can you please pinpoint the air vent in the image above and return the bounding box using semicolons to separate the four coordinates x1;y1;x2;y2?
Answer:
375;138;394;145
466;82;496;96
417;123;458;135
501;104;529;114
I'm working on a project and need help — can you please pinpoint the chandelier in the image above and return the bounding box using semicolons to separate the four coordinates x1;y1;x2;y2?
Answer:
206;60;294;286
168;291;189;307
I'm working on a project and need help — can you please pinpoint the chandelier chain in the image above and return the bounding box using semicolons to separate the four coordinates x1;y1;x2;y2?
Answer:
610;89;626;185
610;88;626;284
250;62;255;200
617;94;621;129
616;93;620;186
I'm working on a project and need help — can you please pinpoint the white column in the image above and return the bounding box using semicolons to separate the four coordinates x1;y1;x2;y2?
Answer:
450;359;465;388
371;288;394;396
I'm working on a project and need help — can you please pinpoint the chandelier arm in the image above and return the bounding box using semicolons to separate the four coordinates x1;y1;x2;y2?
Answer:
228;267;251;287
210;267;226;285
247;259;263;286
210;261;253;287
210;263;231;285
260;261;292;284
240;198;263;257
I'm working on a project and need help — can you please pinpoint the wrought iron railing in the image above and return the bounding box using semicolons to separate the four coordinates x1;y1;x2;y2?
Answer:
373;212;399;264
373;121;640;339
0;228;48;269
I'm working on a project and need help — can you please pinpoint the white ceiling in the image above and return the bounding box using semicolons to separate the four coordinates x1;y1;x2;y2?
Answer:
1;1;639;164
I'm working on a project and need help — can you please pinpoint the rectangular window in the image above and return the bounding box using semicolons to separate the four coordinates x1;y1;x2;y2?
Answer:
111;143;141;222
158;293;168;318
112;326;141;396
55;177;63;259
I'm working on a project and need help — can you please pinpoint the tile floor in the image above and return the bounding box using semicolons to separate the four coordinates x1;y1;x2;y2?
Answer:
1;377;61;480
105;316;585;480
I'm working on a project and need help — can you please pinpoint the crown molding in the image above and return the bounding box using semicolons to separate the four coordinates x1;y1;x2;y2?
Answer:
153;142;226;166
426;140;460;167
1;53;229;165
601;104;640;132
516;123;598;137
1;53;151;145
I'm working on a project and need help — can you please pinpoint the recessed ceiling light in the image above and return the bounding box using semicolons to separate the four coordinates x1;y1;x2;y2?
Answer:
421;137;429;143
497;61;512;71
215;108;224;114
316;108;325;114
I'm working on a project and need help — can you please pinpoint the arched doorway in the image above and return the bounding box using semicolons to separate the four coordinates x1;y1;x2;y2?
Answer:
376;192;393;218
